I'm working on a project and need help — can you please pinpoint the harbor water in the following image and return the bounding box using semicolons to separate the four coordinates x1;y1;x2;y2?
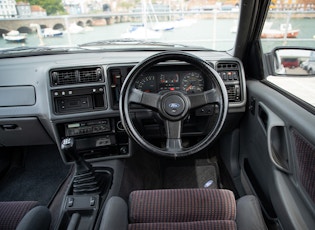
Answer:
0;18;314;51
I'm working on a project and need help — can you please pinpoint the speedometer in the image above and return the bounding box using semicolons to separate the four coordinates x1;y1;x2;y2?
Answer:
182;72;204;93
135;74;156;92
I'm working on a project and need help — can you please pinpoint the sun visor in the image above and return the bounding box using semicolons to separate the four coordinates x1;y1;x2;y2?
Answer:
0;86;35;106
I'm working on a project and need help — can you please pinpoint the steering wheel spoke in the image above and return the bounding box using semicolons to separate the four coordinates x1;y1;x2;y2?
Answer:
129;88;160;109
188;88;220;109
165;120;183;151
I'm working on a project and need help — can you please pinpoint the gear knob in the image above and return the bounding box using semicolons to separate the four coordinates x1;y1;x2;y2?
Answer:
61;137;79;162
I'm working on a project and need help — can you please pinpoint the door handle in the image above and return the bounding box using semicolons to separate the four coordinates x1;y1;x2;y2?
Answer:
1;124;20;131
258;103;291;173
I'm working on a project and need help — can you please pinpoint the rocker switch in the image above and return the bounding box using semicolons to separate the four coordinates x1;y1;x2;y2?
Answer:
68;197;74;207
90;197;96;206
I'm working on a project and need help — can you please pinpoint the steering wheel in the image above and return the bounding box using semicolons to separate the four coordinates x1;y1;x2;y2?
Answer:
119;51;228;157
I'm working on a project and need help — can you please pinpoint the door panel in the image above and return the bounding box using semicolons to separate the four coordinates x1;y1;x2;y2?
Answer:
240;79;315;229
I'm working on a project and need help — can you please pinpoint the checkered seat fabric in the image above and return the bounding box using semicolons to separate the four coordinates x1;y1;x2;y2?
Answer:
99;188;268;230
128;188;236;229
0;201;51;230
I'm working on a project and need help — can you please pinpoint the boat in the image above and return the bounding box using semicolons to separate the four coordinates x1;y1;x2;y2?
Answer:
121;24;162;39
261;23;299;39
173;18;196;28
150;18;196;32
2;30;26;42
122;0;162;39
151;21;174;31
67;23;84;34
41;28;63;37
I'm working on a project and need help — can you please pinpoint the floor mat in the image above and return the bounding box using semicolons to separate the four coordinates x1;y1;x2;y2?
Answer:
0;145;71;206
163;165;218;189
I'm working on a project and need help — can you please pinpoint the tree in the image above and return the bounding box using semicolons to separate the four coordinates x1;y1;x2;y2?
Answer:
17;0;65;15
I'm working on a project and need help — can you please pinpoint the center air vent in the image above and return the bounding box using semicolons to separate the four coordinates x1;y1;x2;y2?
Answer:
50;66;104;86
217;62;239;70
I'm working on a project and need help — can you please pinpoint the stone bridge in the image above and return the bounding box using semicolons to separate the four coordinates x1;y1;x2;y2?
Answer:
0;11;233;34
0;14;127;34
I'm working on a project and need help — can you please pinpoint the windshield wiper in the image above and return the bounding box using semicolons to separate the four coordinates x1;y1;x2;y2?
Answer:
78;39;205;49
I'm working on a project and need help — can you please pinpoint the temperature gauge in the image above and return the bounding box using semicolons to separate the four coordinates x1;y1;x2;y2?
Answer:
160;73;179;83
159;73;180;91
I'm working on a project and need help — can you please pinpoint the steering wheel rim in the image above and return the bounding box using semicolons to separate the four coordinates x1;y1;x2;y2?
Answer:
119;51;228;157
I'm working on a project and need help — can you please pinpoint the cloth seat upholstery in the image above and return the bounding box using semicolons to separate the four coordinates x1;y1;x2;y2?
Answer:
0;201;51;230
100;188;268;230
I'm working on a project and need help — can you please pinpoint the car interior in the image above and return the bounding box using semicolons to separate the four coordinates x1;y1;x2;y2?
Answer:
0;0;314;229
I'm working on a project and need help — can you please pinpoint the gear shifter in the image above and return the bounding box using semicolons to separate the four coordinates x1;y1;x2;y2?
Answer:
61;137;100;195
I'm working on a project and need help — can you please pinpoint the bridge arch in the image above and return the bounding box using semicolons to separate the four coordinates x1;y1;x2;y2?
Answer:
0;28;9;35
86;20;93;27
77;21;84;27
18;26;32;33
53;23;65;30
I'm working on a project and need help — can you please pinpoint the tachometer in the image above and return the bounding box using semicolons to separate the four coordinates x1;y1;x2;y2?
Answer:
135;74;156;92
182;72;204;93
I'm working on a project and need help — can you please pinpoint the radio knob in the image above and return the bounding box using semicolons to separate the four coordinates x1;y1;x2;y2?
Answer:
120;146;128;154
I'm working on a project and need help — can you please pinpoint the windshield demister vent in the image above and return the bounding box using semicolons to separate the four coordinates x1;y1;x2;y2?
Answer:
50;67;104;86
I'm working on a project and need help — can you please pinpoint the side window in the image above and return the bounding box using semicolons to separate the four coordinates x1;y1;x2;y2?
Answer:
261;4;315;109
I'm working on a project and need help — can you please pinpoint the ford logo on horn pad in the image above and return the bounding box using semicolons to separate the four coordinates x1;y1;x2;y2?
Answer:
169;103;180;109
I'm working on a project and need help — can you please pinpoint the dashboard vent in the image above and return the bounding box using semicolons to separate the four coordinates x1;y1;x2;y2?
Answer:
226;85;240;102
216;62;239;70
50;67;104;86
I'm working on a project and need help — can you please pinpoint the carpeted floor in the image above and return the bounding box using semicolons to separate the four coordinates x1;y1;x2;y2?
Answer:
163;164;218;189
0;145;71;206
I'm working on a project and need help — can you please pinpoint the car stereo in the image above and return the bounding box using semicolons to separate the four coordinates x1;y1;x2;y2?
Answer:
52;86;107;114
65;119;111;137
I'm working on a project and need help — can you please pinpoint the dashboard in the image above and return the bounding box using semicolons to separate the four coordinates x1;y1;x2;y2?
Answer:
0;50;246;162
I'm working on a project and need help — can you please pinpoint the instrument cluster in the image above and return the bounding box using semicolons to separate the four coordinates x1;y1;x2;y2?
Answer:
134;70;205;94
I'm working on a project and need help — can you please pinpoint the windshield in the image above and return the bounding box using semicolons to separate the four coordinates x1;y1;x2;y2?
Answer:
0;0;240;52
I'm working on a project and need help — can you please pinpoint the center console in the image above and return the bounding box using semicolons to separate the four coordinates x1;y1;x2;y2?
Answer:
49;66;130;162
56;138;114;230
48;65;131;229
54;117;127;229
56;118;129;162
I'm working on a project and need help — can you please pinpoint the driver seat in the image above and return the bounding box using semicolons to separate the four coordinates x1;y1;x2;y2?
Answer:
100;188;268;230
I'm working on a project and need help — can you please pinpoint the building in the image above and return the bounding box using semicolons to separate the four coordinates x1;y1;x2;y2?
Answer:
16;2;31;17
0;0;18;18
30;5;47;17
